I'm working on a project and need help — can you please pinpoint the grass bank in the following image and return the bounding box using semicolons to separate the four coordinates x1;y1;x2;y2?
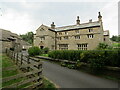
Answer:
1;54;57;89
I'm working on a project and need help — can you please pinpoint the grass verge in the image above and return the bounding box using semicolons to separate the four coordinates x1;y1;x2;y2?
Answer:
1;54;57;89
2;54;24;88
40;54;48;57
42;77;58;89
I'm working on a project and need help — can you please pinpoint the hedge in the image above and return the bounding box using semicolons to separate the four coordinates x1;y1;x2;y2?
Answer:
48;50;120;67
28;46;41;56
48;50;82;61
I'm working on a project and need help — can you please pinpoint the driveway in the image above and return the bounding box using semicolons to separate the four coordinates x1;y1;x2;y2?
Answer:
42;60;119;88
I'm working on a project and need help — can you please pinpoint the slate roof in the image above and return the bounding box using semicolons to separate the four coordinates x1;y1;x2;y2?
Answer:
55;21;101;31
21;40;31;46
0;29;21;41
43;21;101;32
37;21;102;33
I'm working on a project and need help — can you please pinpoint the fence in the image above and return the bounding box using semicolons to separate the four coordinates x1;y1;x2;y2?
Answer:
2;49;43;89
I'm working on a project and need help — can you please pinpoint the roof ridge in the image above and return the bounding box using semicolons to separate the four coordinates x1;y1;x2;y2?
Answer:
55;21;99;29
56;25;76;29
41;24;50;28
54;21;100;31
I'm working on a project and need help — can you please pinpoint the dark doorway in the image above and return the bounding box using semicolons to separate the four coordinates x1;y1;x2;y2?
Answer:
40;46;44;49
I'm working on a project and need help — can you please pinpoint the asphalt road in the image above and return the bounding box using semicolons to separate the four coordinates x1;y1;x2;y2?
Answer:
42;60;119;88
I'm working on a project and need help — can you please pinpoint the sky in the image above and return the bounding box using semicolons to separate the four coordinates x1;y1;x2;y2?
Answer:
0;0;119;37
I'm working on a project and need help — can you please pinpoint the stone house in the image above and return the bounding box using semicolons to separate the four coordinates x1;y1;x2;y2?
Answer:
0;29;31;53
34;12;111;50
21;40;32;50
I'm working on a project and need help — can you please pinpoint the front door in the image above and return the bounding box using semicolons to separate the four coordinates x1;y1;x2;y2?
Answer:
40;46;44;49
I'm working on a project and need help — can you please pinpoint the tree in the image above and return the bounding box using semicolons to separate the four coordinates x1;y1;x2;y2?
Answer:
110;35;120;42
28;46;41;56
96;43;112;50
20;31;34;44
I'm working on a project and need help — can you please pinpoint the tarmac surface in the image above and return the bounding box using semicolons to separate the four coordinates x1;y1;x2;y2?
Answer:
42;60;119;88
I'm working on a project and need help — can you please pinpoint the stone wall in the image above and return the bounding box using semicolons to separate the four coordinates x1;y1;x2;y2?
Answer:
34;25;55;50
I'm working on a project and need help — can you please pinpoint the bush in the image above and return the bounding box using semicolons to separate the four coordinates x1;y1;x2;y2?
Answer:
48;50;120;67
96;43;113;50
96;43;108;50
43;47;49;54
67;64;76;69
80;50;120;67
28;46;41;56
80;50;105;63
75;61;85;69
80;50;106;72
105;50;120;67
89;58;105;73
60;62;66;67
60;62;76;69
48;50;82;61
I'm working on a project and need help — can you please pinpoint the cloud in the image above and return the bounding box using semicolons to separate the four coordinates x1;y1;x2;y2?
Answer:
0;0;118;2
0;2;45;34
0;8;38;34
0;1;119;37
100;1;118;37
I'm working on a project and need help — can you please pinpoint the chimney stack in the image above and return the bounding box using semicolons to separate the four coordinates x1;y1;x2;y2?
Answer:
51;22;55;29
76;16;80;25
98;12;102;21
89;19;92;23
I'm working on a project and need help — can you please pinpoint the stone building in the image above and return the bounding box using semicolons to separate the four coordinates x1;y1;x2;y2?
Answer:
0;29;31;53
34;12;111;50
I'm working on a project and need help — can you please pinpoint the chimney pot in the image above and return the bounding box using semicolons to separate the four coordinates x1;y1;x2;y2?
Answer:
98;12;102;21
89;19;92;22
76;16;80;25
51;22;55;29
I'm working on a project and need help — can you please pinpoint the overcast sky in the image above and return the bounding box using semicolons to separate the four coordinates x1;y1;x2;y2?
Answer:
0;0;119;37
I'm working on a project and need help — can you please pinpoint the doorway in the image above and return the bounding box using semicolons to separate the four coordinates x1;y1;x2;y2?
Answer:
40;46;44;49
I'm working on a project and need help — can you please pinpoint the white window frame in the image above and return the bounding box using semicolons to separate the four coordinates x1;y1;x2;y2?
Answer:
59;44;68;50
78;44;88;50
65;31;68;35
88;28;93;32
87;34;94;39
75;35;80;40
64;36;68;40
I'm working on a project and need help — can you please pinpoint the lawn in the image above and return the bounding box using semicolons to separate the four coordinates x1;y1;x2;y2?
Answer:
42;77;57;89
112;43;120;47
40;54;48;57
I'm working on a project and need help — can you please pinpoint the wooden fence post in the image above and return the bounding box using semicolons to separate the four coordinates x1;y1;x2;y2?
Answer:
6;48;8;56
5;48;7;54
8;50;10;57
8;50;10;56
16;52;18;65
37;61;42;83
12;51;14;60
13;52;15;62
27;56;30;72
21;53;23;65
10;51;12;58
14;53;16;63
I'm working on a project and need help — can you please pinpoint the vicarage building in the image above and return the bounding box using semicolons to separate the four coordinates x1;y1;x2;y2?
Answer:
34;12;111;50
